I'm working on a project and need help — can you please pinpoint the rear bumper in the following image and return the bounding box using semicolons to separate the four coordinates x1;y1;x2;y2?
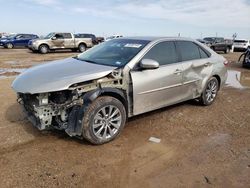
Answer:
233;46;248;51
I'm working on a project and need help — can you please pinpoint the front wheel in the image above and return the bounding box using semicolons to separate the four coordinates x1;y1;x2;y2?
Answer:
199;77;219;106
6;43;14;49
39;45;49;54
82;96;126;145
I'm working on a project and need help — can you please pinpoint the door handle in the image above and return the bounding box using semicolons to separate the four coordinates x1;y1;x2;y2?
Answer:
174;69;182;74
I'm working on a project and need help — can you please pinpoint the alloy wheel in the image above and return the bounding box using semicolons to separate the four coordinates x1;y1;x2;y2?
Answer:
205;79;218;103
92;105;122;140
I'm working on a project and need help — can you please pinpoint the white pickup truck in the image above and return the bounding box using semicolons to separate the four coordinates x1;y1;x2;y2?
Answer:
28;32;94;54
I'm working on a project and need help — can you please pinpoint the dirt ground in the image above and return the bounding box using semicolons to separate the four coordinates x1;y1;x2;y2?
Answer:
0;48;249;188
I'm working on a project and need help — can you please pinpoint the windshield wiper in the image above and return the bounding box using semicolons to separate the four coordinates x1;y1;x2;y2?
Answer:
73;56;98;64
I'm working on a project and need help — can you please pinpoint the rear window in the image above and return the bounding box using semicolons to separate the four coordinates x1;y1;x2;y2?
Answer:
62;33;72;39
234;40;247;43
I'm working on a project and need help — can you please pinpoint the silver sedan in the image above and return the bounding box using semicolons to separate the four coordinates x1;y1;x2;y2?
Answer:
12;37;228;144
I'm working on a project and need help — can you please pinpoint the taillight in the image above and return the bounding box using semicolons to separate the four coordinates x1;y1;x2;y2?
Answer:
223;60;229;66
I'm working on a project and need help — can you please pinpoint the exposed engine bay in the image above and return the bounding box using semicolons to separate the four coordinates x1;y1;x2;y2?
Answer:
17;69;127;137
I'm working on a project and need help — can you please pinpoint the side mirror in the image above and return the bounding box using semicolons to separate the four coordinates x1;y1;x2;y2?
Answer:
51;36;57;40
140;59;159;69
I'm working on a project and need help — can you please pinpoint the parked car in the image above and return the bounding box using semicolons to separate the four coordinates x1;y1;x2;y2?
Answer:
203;37;233;54
105;35;123;41
96;37;105;43
74;33;99;45
28;32;94;54
233;39;250;51
12;37;228;144
197;39;206;44
0;34;38;49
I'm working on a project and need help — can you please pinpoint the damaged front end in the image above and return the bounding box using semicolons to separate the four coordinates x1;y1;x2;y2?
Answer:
17;69;126;137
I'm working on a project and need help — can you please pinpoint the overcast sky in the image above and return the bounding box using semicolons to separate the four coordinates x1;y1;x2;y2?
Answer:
1;0;250;39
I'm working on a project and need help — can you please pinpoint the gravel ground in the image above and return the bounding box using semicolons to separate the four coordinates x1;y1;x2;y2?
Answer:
0;48;249;188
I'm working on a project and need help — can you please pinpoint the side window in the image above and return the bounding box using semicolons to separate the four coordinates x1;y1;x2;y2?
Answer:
25;35;32;39
143;41;178;66
55;33;64;39
62;33;72;39
176;41;201;61
16;35;23;39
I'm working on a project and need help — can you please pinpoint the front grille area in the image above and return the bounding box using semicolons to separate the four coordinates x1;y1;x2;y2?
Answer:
19;93;38;113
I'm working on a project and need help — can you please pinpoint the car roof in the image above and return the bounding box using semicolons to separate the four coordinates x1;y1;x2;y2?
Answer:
17;34;37;35
119;36;196;42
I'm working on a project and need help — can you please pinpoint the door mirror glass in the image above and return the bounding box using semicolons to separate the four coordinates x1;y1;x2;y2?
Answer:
140;59;159;69
51;36;57;40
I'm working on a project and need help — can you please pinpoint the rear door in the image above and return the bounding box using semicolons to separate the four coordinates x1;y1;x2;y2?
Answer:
176;41;213;100
23;35;34;46
131;41;185;115
62;33;74;48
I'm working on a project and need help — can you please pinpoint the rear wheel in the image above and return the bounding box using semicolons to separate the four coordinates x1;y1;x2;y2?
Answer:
199;77;219;106
39;44;49;54
82;96;126;145
6;43;14;49
78;44;86;52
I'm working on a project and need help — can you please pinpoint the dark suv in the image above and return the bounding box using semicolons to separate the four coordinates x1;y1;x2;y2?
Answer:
74;33;99;45
203;37;233;54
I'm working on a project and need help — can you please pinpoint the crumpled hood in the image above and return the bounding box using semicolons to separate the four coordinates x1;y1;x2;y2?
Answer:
12;57;117;94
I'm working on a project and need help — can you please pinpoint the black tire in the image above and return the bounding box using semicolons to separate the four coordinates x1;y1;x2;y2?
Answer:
78;43;86;52
82;96;126;145
199;77;219;106
6;43;14;49
39;44;49;54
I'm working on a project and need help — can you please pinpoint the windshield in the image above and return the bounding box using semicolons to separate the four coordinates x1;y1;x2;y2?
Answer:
44;32;55;39
6;34;17;39
77;39;150;67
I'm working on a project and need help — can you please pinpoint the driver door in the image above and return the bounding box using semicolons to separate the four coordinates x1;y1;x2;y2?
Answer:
131;41;184;115
14;35;25;46
51;33;65;48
